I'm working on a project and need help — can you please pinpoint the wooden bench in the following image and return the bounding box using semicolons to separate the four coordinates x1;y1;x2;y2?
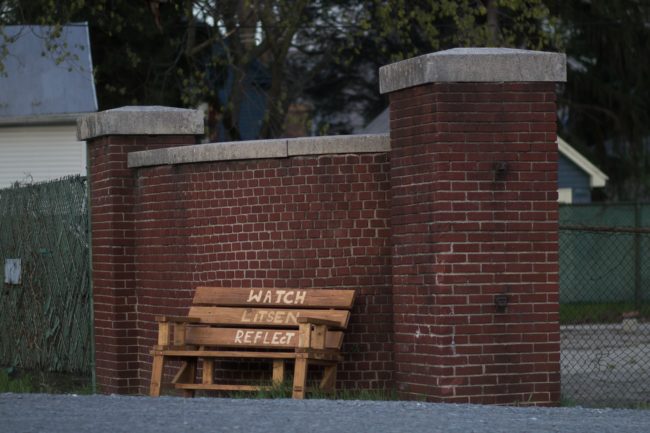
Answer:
149;287;355;399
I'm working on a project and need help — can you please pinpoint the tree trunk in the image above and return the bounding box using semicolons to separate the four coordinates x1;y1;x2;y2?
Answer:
486;0;499;46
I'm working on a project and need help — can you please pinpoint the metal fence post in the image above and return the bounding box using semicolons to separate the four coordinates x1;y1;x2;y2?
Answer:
634;201;641;309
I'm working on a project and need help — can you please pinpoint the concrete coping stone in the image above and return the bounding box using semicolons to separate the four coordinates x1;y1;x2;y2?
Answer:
77;106;204;140
127;134;390;168
379;47;567;94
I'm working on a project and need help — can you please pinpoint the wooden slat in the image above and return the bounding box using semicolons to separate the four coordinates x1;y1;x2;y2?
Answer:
194;287;355;309
173;323;187;346
171;361;193;384
150;354;164;397
175;383;274;391
187;306;349;328
297;317;342;327
155;316;200;323
298;323;311;349
153;349;342;362
292;358;308;399
320;365;337;391
184;326;343;350
311;324;327;350
202;359;214;385
272;360;285;385
155;349;298;359
157;322;171;346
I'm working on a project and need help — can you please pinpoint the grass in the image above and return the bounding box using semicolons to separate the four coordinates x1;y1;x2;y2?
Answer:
560;396;577;407
0;367;92;394
603;402;650;410
0;368;33;393
552;394;650;410
560;302;650;325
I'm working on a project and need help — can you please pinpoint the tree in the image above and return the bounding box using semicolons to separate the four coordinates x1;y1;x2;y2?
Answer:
1;1;555;139
182;0;370;140
2;0;369;139
306;0;556;133
0;1;182;104
547;0;650;200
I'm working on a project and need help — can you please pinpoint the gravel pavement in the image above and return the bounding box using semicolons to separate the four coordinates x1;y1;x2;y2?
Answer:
562;323;650;406
1;393;650;433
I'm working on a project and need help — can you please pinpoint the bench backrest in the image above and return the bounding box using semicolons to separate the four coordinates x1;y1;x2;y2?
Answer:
184;287;355;350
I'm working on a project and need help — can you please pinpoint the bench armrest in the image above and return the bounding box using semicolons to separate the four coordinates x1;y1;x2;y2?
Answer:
155;316;201;324
155;316;199;347
297;317;342;329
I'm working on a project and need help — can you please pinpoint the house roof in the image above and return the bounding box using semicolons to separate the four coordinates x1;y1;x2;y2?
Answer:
359;107;608;188
361;107;390;135
0;23;97;122
557;136;608;187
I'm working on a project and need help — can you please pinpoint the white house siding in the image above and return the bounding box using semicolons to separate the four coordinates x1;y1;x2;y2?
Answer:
0;123;86;187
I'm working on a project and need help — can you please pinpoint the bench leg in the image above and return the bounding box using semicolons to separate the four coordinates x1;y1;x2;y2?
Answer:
292;358;308;399
150;354;165;397
272;360;285;386
320;364;337;393
202;359;214;385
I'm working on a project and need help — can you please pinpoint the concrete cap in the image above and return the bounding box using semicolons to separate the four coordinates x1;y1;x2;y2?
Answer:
128;139;287;167
77;106;204;140
379;47;566;94
287;134;389;156
127;134;389;168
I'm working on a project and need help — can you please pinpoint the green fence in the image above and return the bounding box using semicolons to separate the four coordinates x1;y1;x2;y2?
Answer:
0;176;92;374
560;203;650;304
560;202;650;227
559;203;650;407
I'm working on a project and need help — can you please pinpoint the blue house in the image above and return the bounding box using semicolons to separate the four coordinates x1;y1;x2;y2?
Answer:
557;137;607;203
360;108;608;203
214;59;270;141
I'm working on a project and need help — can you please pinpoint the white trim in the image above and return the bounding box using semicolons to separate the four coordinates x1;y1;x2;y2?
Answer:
0;113;83;126
557;188;573;204
558;137;608;187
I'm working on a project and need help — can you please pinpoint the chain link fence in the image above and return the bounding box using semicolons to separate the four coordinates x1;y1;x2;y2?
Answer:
560;203;650;407
0;176;92;374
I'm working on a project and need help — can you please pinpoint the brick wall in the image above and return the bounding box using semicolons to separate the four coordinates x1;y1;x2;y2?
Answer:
84;48;565;405
390;82;560;405
89;135;197;393
120;153;393;393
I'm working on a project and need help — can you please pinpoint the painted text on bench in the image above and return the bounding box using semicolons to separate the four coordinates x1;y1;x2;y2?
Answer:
234;329;296;346
246;289;307;305
240;309;299;325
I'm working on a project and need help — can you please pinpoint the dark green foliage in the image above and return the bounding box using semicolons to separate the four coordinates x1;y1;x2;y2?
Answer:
548;0;650;200
1;1;554;139
0;367;92;394
560;302;650;325
305;0;555;133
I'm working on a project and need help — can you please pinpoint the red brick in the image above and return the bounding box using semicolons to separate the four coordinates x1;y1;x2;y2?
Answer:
389;81;560;405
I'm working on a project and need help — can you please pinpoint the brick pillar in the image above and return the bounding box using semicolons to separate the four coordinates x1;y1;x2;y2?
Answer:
77;107;203;394
381;48;566;405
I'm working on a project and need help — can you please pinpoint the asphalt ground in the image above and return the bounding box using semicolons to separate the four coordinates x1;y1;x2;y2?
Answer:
1;393;649;433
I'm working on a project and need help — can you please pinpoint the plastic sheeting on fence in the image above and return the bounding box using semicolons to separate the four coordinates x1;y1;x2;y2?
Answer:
0;176;91;374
